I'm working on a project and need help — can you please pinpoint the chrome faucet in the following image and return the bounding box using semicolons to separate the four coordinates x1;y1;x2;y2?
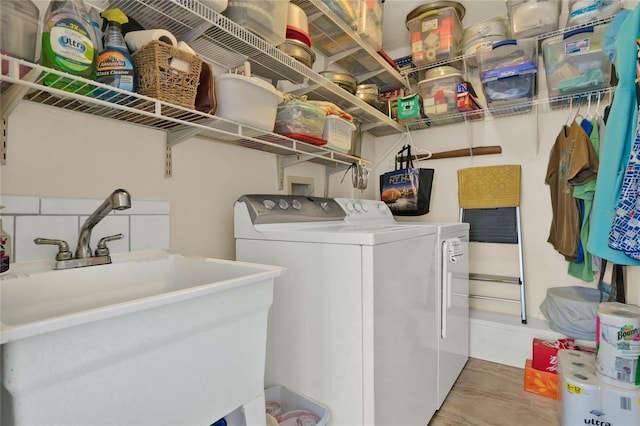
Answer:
34;189;132;270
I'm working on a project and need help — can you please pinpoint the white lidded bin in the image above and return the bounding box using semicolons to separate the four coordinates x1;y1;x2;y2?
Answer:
265;385;330;426
567;0;621;27
507;0;560;38
323;115;356;153
215;73;283;131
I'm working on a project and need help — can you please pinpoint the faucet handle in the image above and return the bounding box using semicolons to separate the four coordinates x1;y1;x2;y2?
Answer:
94;234;123;257
34;238;73;261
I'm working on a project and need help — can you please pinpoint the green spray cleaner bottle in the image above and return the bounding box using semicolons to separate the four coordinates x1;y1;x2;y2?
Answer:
96;8;135;97
41;0;98;93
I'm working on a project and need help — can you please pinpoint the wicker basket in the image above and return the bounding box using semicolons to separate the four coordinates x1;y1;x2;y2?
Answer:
131;40;203;109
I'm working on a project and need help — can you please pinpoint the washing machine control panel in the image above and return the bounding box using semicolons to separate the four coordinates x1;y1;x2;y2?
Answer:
237;195;346;224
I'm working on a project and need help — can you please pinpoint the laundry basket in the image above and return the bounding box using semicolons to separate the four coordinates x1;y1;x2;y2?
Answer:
323;115;356;153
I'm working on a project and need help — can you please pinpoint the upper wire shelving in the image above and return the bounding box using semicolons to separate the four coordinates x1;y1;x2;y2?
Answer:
109;0;405;136
0;55;369;173
397;14;619;132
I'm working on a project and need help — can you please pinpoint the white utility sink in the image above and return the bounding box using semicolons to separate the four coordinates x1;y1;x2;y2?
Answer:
0;250;285;426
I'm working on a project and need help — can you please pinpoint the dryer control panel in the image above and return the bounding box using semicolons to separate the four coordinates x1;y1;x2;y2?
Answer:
334;198;394;222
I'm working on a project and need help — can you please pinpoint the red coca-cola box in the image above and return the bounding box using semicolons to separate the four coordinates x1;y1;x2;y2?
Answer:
531;338;576;374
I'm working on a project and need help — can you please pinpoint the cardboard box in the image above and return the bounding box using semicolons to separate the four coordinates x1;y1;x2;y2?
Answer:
397;94;423;120
524;359;559;399
532;338;576;374
456;82;483;120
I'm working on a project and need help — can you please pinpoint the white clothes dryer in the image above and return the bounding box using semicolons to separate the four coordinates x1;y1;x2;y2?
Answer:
234;195;439;426
334;200;470;409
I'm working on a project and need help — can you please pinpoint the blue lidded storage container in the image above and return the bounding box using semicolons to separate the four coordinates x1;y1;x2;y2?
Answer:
478;39;537;114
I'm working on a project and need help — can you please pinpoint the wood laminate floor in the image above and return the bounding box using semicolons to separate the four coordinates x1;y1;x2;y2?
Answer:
428;358;560;426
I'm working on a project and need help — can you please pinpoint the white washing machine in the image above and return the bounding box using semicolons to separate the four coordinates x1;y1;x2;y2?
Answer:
234;195;439;426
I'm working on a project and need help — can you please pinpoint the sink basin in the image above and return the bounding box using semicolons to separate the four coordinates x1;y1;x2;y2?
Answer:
0;250;285;426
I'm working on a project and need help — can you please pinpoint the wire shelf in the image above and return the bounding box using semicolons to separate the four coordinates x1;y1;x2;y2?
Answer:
402;86;616;130
0;55;369;168
109;0;404;137
291;0;407;92
401;14;618;78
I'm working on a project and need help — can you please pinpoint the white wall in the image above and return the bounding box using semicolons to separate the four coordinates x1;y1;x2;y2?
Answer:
0;102;360;261
373;109;640;320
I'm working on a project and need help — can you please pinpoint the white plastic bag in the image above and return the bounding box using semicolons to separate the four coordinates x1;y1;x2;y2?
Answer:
539;286;604;340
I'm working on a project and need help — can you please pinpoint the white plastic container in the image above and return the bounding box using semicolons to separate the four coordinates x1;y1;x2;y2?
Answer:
541;25;611;98
215;73;283;131
265;385;330;426
323;115;356;153
418;66;464;125
223;0;288;46
507;0;560;39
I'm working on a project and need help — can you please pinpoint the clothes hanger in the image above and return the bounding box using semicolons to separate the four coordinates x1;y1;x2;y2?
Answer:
566;97;583;127
585;94;593;121
571;97;584;125
565;97;573;127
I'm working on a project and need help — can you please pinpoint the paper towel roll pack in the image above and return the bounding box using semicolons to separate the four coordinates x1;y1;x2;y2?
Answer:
558;349;596;371
558;349;599;426
560;369;602;426
601;381;640;425
596;302;640;389
558;346;640;426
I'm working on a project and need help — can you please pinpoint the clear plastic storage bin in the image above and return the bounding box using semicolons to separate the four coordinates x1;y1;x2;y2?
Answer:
275;99;327;140
223;0;288;46
406;2;465;67
507;0;560;38
418;66;464;125
542;25;611;98
323;0;384;51
462;17;509;66
357;0;384;51
479;39;537;114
